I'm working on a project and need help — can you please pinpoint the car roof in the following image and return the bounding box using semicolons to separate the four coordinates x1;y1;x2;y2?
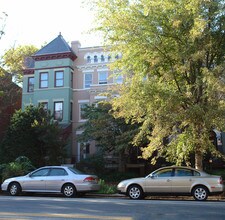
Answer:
37;166;70;169
156;166;201;172
154;166;209;175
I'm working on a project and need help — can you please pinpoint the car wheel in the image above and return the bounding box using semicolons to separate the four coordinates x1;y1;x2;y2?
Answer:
62;184;76;197
128;185;144;200
192;186;208;201
9;182;21;196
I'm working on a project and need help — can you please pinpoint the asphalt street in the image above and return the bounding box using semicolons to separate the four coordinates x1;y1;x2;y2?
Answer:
1;194;225;220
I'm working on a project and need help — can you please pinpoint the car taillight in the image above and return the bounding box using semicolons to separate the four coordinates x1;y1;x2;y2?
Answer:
83;176;97;182
218;177;223;184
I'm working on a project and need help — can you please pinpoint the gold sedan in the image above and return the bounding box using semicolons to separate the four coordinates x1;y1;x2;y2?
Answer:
117;166;224;201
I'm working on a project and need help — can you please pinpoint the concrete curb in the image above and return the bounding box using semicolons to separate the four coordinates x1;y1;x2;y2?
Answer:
1;191;225;201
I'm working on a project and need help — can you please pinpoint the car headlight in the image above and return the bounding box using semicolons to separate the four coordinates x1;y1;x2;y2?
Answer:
117;181;126;188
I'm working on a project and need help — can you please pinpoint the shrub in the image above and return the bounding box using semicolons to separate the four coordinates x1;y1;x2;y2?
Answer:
97;179;117;194
0;156;35;182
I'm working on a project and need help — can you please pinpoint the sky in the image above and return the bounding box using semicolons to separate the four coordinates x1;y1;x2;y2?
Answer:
0;0;103;55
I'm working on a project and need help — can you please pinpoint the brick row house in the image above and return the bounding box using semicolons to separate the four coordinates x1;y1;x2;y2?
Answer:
22;34;122;164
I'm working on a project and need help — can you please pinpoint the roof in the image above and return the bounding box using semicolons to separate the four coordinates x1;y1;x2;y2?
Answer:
34;33;75;56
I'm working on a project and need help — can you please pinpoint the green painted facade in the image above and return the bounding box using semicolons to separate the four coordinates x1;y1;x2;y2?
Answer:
22;58;74;125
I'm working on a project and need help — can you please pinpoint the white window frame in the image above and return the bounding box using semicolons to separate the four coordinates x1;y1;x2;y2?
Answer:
98;71;108;84
78;100;89;122
84;73;93;89
114;74;123;84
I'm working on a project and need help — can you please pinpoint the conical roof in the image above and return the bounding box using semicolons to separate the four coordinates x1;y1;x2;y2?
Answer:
34;33;75;56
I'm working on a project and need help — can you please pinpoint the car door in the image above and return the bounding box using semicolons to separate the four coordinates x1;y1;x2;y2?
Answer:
172;168;194;193
144;168;173;193
45;168;68;192
22;168;50;191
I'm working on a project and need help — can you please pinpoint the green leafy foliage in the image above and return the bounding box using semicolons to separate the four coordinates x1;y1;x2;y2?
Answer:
1;45;38;83
77;101;143;154
92;0;225;169
0;105;67;167
97;179;117;194
0;11;7;40
0;156;35;183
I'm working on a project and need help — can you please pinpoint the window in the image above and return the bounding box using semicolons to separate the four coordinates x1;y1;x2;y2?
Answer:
108;55;111;61
55;71;64;87
94;55;98;62
70;102;73;121
79;103;88;120
154;169;173;177
49;168;68;176
54;101;63;121
98;72;108;84
71;72;73;88
40;72;48;88
39;102;48;111
101;55;105;62
175;169;193;177
193;171;200;176
28;77;34;92
82;143;90;159
31;168;50;177
84;73;93;88
115;74;123;84
87;56;91;63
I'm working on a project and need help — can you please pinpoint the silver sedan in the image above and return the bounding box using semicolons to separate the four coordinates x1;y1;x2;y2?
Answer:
117;166;224;201
1;166;100;197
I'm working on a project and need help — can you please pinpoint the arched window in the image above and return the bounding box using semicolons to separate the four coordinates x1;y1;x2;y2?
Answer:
94;55;98;62
101;55;105;62
87;56;91;63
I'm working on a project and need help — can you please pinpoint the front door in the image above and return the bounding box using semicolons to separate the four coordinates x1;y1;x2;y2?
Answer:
22;168;50;191
145;168;173;193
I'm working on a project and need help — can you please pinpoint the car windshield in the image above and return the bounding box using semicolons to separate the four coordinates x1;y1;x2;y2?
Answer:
68;167;84;174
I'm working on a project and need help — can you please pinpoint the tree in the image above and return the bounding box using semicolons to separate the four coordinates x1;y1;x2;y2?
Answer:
0;105;67;167
0;11;7;40
77;101;145;170
0;72;21;140
1;45;38;84
0;11;8;95
92;0;225;169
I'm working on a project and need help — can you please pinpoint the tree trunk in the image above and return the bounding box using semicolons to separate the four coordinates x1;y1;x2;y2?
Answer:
195;150;203;170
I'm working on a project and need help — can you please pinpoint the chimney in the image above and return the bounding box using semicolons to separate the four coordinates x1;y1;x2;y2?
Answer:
71;40;81;54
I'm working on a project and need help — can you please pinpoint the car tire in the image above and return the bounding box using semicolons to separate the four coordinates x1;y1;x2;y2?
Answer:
9;182;21;196
62;184;76;197
128;185;144;200
192;186;208;201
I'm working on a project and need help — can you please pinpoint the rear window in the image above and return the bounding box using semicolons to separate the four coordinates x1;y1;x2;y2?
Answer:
193;171;200;176
68;167;83;174
175;169;193;177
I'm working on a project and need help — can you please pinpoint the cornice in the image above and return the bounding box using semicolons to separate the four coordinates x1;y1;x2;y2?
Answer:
23;69;34;75
32;52;77;61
